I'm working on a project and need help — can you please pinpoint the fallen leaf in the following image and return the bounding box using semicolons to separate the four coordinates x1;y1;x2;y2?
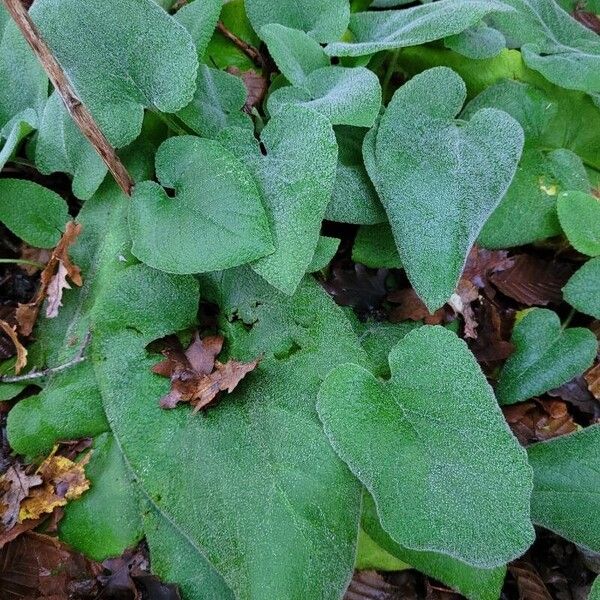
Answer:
16;221;83;336
324;265;388;317
585;363;600;400
573;7;600;33
489;254;573;306
227;66;267;113
509;559;553;600
387;288;448;325
462;246;514;289
153;332;260;412
0;465;42;530
502;399;578;445
548;375;600;420
0;532;95;599
19;452;91;522
0;320;27;373
19;243;51;275
344;570;410;600
45;261;72;318
468;297;515;364
448;278;479;339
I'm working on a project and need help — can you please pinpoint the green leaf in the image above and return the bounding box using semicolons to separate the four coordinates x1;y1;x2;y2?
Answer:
489;0;600;94
204;0;260;70
0;178;68;248
361;493;506;600
0;110;37;171
307;236;340;272
563;257;600;319
353;223;402;269
177;65;253;138
528;426;600;552
129;135;274;274
31;0;198;148
374;67;524;311
245;0;350;43
143;504;235;600
175;0;222;58
496;308;597;405
268;66;382;127
35;94;108;201
324;0;511;57
355;527;410;571
91;265;367;599
444;23;506;60
259;24;329;88
317;326;534;567
557;191;600;257
591;576;600;600
462;80;590;249
59;433;142;561
326;126;386;225
218;106;337;294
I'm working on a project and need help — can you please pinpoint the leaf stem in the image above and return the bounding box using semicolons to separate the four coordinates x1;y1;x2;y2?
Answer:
0;258;45;269
561;307;576;330
0;355;86;383
2;0;134;197
216;21;264;68
151;110;195;136
382;49;400;102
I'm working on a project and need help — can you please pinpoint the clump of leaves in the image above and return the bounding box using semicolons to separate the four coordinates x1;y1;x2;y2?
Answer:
0;0;599;599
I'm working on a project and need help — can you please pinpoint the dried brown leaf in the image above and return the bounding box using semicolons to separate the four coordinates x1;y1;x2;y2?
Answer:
16;221;83;336
548;375;600;418
344;570;408;600
489;254;573;306
227;66;267;112
0;320;27;373
585;363;600;400
45;261;72;318
0;465;42;530
388;288;447;325
509;559;553;600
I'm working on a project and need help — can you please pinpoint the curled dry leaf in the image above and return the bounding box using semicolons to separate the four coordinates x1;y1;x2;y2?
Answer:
585;363;600;401
489;254;573;306
0;320;27;373
508;559;553;600
227;66;267;113
153;332;260;412
16;221;83;336
0;465;42;530
388;287;448;325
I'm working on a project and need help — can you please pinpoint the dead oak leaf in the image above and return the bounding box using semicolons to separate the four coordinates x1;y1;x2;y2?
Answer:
0;465;42;530
0;320;27;373
18;452;91;523
152;332;260;412
16;221;83;336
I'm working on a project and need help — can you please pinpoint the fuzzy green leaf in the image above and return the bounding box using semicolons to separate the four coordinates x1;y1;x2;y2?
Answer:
563;257;600;319
92;265;367;600
307;236;340;272
489;0;600;94
268;66;382;127
245;0;350;43
361;493;507;600
352;223;401;269
528;426;600;552
175;0;222;58
129;135;274;274
317;326;534;567
557;191;600;257
177;65;252;138
326;126;386;225
375;67;524;311
218;106;337;294
591;577;600;600
355;527;410;572
496;308;597;405
463;80;590;249
444;23;506;60
31;0;198;148
0;178;68;248
259;24;329;88
325;0;512;57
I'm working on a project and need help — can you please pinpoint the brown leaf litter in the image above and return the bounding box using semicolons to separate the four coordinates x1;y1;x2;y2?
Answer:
0;319;27;373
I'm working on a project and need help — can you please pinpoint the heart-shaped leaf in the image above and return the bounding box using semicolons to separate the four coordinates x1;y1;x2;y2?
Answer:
317;325;534;567
361;493;506;600
374;67;524;311
31;0;198;147
218;106;337;294
0;178;68;248
563;257;600;319
174;0;222;58
91;265;367;600
326;126;386;225
444;23;506;60
528;426;600;552
496;308;597;405
324;0;511;57
177;64;252;139
129;135;274;274
259;24;329;88
245;0;350;43
489;0;600;94
268;66;382;127
462;81;590;249
557;191;600;257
